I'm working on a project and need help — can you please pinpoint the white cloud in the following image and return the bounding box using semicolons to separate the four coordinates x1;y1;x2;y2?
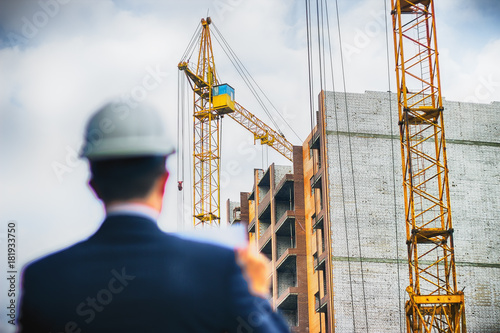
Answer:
0;0;496;254
0;1;498;329
442;38;500;103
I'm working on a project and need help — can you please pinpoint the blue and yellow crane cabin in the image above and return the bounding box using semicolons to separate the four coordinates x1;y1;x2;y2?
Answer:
212;84;235;114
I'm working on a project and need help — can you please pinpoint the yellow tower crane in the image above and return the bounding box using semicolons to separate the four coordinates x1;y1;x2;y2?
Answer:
178;17;293;227
391;1;466;331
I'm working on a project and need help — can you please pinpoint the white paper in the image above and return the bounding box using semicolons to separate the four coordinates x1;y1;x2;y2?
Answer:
172;223;248;249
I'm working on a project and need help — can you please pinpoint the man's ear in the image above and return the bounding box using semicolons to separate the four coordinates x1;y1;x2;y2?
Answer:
156;171;169;194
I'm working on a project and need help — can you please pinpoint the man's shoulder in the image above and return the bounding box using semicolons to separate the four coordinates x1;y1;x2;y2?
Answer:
163;233;236;262
23;227;239;280
22;240;88;276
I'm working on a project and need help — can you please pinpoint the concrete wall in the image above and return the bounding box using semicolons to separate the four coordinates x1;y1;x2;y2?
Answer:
275;201;291;221
323;91;500;332
226;200;240;225
274;165;293;187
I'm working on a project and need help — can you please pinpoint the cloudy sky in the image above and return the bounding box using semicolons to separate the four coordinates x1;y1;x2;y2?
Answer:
0;0;499;329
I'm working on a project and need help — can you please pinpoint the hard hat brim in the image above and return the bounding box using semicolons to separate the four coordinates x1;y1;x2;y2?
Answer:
81;137;175;160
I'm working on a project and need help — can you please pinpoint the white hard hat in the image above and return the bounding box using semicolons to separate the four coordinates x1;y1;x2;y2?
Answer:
80;102;175;160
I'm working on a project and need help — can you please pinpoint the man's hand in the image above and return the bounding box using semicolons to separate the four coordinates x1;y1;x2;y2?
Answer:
236;245;271;298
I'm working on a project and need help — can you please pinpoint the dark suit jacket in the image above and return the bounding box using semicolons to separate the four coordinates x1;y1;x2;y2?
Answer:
18;215;289;332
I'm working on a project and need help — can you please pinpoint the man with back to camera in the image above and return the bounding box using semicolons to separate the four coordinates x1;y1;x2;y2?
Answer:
18;102;289;333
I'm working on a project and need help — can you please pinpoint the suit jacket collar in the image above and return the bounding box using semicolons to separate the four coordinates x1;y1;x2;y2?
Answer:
90;215;162;242
106;202;160;221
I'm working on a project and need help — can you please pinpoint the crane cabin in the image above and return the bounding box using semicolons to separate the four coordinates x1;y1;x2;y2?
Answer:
212;84;235;114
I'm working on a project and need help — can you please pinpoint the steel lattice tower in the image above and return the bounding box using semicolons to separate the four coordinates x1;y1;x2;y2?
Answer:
391;0;466;331
178;18;293;227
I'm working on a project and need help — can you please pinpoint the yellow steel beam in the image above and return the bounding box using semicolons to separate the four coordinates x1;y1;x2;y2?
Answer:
391;0;466;331
227;102;293;161
187;17;221;227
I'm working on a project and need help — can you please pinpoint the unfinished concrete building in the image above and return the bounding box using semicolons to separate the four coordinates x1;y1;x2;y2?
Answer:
235;157;310;331
230;90;500;332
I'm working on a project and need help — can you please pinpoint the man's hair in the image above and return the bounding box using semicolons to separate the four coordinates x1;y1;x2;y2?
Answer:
90;156;167;203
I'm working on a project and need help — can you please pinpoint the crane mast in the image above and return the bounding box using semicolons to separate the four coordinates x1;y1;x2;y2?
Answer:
178;17;293;227
179;17;221;226
391;1;466;331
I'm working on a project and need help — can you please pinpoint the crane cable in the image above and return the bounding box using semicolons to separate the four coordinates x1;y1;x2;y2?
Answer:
209;28;273;170
314;0;357;329
306;2;325;331
210;28;278;129
180;23;202;63
211;24;281;131
316;0;325;93
305;0;315;134
177;70;186;230
177;71;186;186
384;0;404;331
177;23;200;228
330;0;370;330
211;23;302;143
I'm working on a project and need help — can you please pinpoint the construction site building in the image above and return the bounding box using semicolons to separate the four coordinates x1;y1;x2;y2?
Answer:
229;90;500;332
231;159;310;331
